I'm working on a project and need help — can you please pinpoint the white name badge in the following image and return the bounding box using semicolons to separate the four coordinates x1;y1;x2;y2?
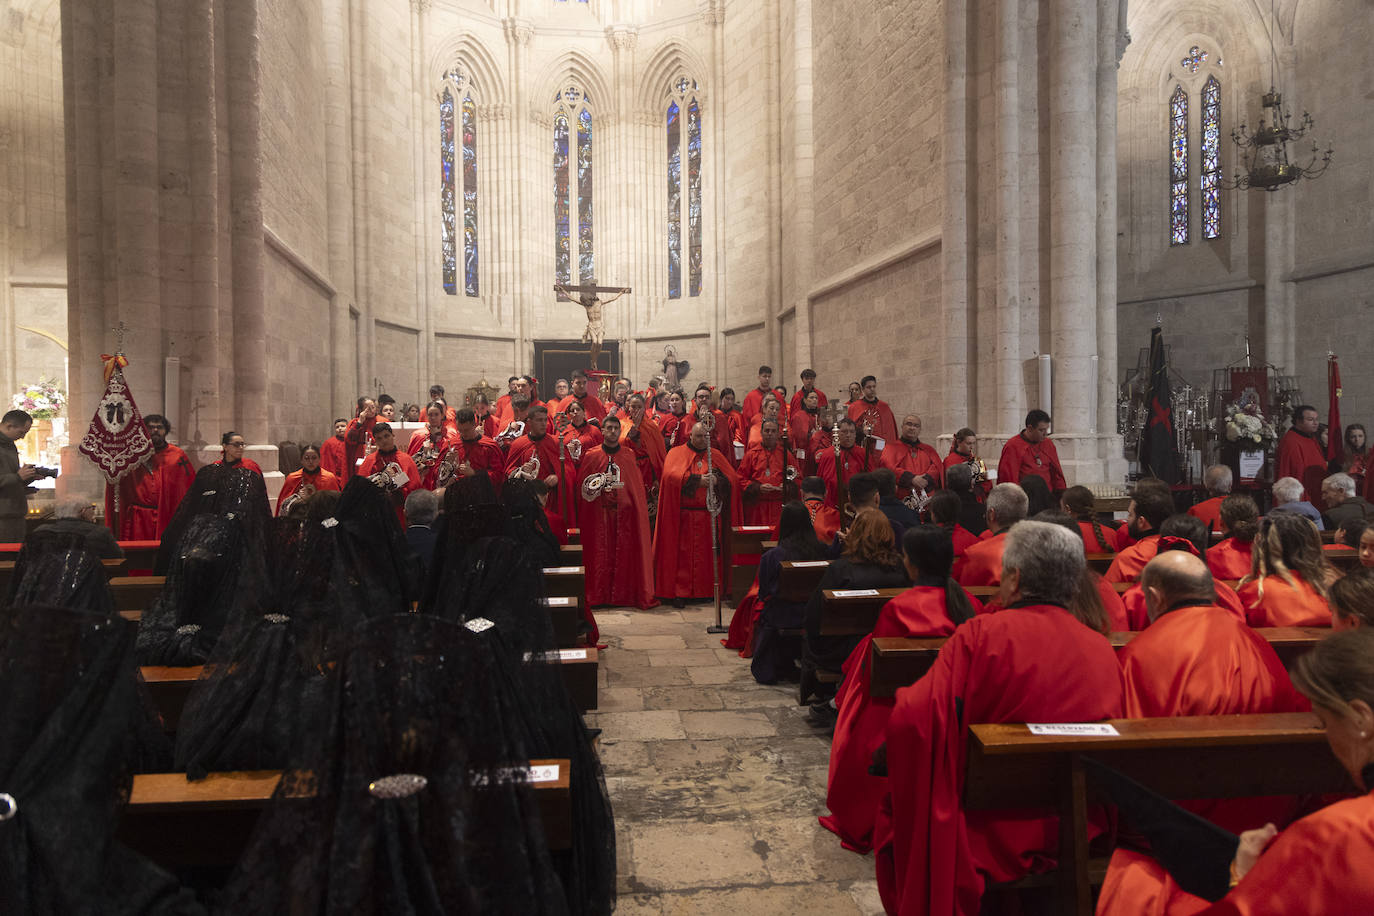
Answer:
791;560;829;568
831;588;880;598
1026;723;1119;737
872;437;886;451
557;649;588;661
797;449;806;459
544;566;581;574
528;764;561;783
740;526;772;532
541;596;574;606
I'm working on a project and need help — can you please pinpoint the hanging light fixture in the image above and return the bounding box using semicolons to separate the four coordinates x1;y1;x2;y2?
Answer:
1226;0;1333;191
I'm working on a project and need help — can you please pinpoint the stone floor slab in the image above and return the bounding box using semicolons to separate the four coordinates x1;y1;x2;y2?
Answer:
646;648;725;668
591;710;687;740
628;820;771;891
642;686;726;711
680;709;779;739
657;884;866;915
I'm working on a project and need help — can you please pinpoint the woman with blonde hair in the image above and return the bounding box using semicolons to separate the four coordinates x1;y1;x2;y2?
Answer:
1237;512;1337;627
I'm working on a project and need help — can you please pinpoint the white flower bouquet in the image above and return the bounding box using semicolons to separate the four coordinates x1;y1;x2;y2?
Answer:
10;378;66;420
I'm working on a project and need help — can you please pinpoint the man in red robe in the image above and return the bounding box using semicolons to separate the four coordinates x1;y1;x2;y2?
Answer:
954;482;1028;586
740;365;774;428
1187;464;1233;533
815;418;868;509
997;408;1067;492
492;376;518;423
806;406;837;478
848;375;899;446
1103;488;1174;583
357;423;421;526
275;443;344;516
746;395;785;448
407;404;458;490
343;397;378;480
619;393;667;491
880;414;944;505
503;406;570;535
105;413;195;541
578;414;657;610
801;476;841;544
739;418;797;528
445;407;506;495
318;418;350;479
555;369;608;422
653;421;742;607
790;389;821;467
691;384;735;465
789;367;828;414
496;376;541;426
1277;404;1327;503
876;521;1124;915
1096;551;1309;915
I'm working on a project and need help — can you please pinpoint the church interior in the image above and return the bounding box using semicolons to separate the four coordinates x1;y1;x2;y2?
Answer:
2;0;1373;913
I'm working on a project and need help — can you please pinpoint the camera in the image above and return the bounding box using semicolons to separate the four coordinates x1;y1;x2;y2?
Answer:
31;466;59;480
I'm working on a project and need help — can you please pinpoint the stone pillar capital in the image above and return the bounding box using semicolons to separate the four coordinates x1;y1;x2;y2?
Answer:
410;0;432;14
606;25;639;52
700;1;725;27
504;17;534;47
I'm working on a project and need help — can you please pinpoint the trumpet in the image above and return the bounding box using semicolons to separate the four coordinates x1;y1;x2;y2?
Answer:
368;462;405;490
580;460;623;501
435;447;462;488
510;454;541;481
278;482;316;516
495;420;525;445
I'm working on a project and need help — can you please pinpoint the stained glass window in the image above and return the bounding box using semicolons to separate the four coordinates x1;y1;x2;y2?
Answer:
440;88;457;294
554;88;592;287
554;111;571;285
1201;76;1221;240
667;102;681;299
440;70;478;296
666;79;703;298
1170;85;1189;247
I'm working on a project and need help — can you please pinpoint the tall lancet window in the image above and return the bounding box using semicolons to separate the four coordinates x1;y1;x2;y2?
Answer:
554;86;594;286
440;68;478;295
1201;76;1222;240
1169;85;1189;246
666;78;703;298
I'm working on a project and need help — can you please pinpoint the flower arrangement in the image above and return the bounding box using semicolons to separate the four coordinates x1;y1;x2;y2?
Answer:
10;378;66;420
1223;399;1275;445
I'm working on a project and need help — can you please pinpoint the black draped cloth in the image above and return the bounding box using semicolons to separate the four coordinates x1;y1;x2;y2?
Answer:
214;614;568;915
0;604;202;915
3;527;114;617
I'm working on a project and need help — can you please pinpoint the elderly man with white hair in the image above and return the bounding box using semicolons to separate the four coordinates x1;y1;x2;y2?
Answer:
30;497;125;559
876;520;1123;914
1270;476;1325;530
1187;464;1233;533
1321;472;1374;531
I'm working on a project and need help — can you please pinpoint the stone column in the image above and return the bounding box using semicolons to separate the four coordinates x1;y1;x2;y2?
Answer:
1048;0;1099;475
788;0;816;373
705;0;727;380
1095;0;1128;480
608;26;638;374
939;0;970;438
323;0;358;412
993;0;1021;435
410;0;433;387
503;17;533;371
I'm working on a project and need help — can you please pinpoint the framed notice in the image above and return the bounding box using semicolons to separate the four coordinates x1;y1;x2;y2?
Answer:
1238;449;1265;482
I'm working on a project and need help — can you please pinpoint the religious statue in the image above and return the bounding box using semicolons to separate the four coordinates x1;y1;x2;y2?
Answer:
554;279;631;369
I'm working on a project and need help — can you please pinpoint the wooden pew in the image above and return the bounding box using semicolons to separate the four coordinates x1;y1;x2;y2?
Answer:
1326;547;1360;570
1085;553;1114;574
0;557;128;592
565;527;581;545
542;566;585;602
777;560;829;603
109;576;165;612
869;627;1327;699
142;646;601;725
964;713;1349;915
558;543;583;564
729;525;775;604
118;759;573;867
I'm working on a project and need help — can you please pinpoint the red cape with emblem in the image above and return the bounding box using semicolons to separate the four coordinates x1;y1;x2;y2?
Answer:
577;443;657;611
874;604;1123;915
652;443;741;599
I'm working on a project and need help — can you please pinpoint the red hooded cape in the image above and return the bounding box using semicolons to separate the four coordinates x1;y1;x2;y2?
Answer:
652;443;741;600
577;443;657;611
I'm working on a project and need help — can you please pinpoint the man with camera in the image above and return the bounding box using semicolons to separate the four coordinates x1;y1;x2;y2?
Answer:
1;409;42;542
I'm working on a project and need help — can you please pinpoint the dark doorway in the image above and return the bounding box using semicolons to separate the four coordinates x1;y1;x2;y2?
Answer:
533;340;620;393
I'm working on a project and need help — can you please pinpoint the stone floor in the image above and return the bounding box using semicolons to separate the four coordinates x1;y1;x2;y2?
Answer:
587;603;884;915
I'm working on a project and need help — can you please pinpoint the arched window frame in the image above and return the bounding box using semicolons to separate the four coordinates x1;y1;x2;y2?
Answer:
1200;74;1222;240
1169;84;1189;247
553;85;594;286
1166;45;1224;247
665;77;703;299
439;67;479;296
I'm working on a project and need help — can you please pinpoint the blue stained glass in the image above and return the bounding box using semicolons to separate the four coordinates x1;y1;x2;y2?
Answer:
577;109;593;284
687;99;702;297
462;96;478;295
1201;76;1221;240
667;102;681;299
554;112;570;285
440;88;456;294
1170;85;1188;246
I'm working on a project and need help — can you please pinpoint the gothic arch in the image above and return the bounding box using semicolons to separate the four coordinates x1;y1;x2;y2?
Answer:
427;32;507;105
636;39;710;111
532;50;611;118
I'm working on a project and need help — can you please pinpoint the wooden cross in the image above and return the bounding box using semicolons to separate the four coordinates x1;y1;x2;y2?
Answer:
553;282;632;370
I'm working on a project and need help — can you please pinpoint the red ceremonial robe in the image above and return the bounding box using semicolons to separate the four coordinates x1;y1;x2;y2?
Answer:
881;439;945;503
318;435;349;480
821;584;983;853
504;433;572;538
741;387;774;428
620;417;667;491
556;391;608;423
789;408;816;454
1119;579;1246;631
1096;603;1310;916
578;443;657;611
343;414;376;480
738;443;796;528
408;427;458;490
215;457;263;477
1104;534;1161;584
557;422;603;524
815;445;868;509
790;386;828;413
947;524;979;560
105;443;196;541
1187;496;1225;532
274;467;342;516
446;434;506;496
849;398;899;446
875;604;1124;915
660;413;692;449
356;448;421;525
1077;520;1118;554
944;450;992;500
954;531;1009;587
1276;428;1327;501
1190;790;1374;915
804;497;841;545
652;443;742;600
996;432;1067;492
1238;575;1333;627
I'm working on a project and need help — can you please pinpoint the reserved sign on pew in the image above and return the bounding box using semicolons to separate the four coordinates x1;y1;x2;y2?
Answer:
1026;723;1120;737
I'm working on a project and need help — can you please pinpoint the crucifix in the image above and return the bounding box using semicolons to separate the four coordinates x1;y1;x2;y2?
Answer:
554;280;631;369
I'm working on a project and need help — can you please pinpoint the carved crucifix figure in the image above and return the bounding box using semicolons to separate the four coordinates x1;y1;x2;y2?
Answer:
554;281;631;368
